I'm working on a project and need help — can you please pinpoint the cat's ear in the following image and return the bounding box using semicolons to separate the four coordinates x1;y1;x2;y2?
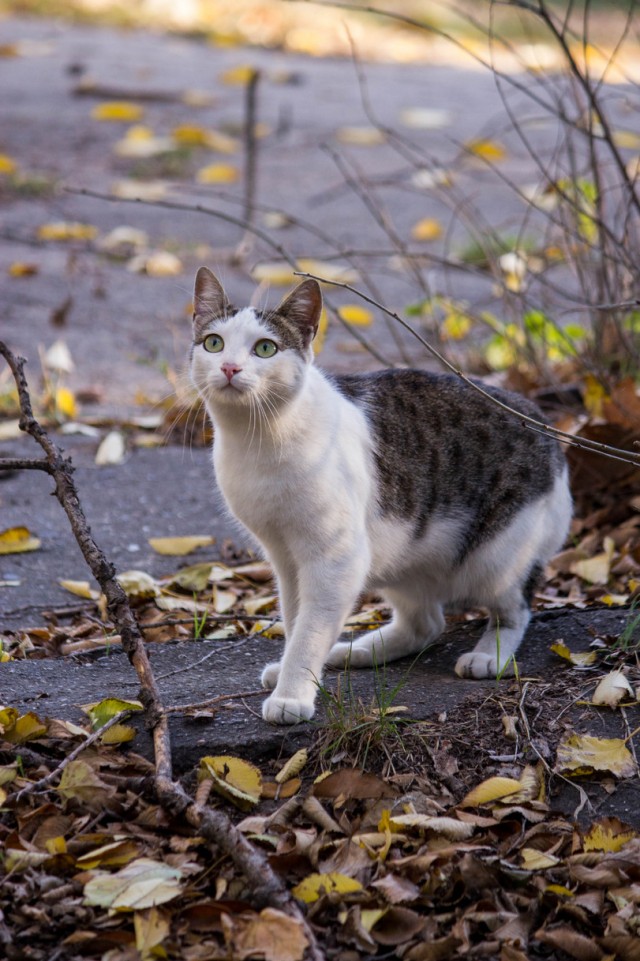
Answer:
193;267;228;331
276;279;323;346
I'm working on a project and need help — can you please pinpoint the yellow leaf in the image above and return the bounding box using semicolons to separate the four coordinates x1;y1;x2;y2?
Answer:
297;259;358;284
555;733;637;778
45;836;67;855
76;839;140;869
57;759;109;803
292;871;363;903
219;64;257;85
55;387;77;420
37;221;98;242
243;594;277;616
583;817;637;852
591;670;634;708
164;561;214;592
613;130;640;150
0;526;41;555
338;304;373;326
550;640;597;667
91;101;144;122
0;154;17;174
335;126;386;146
251;262;297;286
459;775;523;808
521;847;561;870
466;138;506;161
134;906;170;958
148;535;215;556
83;857;183;909
116;569;159;599
59;579;99;600
172;125;238;153
275;749;308;784
8;262;38;277
411;217;442;242
128;251;183;276
441;311;472;341
3;711;48;743
196;162;239;184
200;755;262;811
83;697;143;729
583;373;609;418
314;308;329;355
570;536;615;585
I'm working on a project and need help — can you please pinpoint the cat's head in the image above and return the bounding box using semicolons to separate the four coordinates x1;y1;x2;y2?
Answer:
190;267;322;415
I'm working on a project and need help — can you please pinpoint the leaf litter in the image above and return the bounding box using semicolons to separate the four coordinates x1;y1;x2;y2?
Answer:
1;557;640;958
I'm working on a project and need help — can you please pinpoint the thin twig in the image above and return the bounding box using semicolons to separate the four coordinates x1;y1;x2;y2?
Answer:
13;710;130;802
166;689;265;714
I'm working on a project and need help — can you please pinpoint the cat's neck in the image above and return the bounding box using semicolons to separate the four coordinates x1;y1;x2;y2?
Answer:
206;365;331;444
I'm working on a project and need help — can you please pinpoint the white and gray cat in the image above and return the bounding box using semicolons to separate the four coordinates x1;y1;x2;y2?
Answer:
190;267;572;725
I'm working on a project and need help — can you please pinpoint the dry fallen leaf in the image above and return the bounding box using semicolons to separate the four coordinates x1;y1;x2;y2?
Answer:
200;755;262;811
0;153;18;174
230;907;308;961
591;669;635;707
196;163;239;184
335;125;386;145
338;304;373;326
91;101;144;122
95;430;126;466
83;858;183;909
555;733;637;778
127;251;183;276
465;138;507;161
148;535;215;556
550;639;597;667
0;526;41;555
37;221;98;242
292;871;363;904
583;817;637;852
458;775;523;808
410;217;443;242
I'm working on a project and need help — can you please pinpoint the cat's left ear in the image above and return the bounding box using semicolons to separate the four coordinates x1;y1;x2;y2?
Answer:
276;279;323;346
193;267;229;333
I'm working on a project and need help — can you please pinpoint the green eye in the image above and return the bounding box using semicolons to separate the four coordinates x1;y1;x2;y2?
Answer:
254;339;278;358
203;333;224;353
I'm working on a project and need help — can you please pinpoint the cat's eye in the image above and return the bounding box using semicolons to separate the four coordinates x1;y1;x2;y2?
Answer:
254;339;278;358
203;333;224;353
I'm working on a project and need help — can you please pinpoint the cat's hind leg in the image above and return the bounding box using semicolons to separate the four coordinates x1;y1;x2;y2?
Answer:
454;589;531;679
325;584;445;669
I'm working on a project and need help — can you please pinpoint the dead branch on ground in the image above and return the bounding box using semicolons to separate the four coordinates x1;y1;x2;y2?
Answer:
0;340;323;958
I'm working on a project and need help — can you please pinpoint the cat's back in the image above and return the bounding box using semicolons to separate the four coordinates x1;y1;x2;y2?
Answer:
335;368;567;549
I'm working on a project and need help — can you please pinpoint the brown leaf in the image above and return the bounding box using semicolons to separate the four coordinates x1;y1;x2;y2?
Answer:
371;873;420;904
598;936;640;961
231;907;308;961
312;768;396;799
536;925;605;961
369;906;425;945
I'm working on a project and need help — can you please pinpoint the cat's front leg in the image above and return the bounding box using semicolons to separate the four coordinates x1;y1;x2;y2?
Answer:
262;555;368;724
260;549;299;691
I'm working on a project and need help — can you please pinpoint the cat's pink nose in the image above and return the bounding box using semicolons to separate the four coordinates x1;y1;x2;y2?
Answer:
221;362;242;382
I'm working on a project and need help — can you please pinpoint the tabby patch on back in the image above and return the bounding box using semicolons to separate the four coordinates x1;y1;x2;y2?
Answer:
191;267;572;725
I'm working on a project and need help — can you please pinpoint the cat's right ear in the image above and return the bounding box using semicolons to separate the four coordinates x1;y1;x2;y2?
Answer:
193;267;228;333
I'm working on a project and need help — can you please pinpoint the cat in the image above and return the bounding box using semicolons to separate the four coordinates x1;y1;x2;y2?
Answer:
190;266;572;725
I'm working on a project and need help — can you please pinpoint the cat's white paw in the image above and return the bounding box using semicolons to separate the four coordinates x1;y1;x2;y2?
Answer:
455;651;513;679
262;693;315;725
261;661;281;690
